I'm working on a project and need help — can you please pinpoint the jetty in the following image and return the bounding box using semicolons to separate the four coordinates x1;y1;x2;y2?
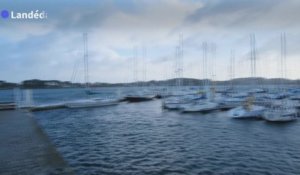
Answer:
0;110;74;174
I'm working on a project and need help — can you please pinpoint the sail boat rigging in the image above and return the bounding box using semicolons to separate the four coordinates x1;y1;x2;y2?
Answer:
263;33;298;122
65;33;119;108
82;33;101;95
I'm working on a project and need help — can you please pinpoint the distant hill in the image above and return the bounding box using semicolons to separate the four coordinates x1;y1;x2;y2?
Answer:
0;81;18;89
0;78;299;89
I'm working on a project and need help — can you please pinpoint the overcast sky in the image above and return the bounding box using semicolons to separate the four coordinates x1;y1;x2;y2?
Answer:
0;0;299;83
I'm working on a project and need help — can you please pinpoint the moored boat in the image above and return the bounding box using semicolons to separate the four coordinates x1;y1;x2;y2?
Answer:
181;101;219;113
263;107;297;122
65;99;119;108
228;105;265;119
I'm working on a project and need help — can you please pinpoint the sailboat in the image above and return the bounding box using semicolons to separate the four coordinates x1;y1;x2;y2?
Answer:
65;33;119;108
264;105;297;122
263;33;298;122
122;45;155;103
228;34;265;119
217;50;245;110
162;34;190;109
228;95;265;119
181;42;219;113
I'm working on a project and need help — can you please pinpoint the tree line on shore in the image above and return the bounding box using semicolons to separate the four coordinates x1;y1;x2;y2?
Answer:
0;78;299;89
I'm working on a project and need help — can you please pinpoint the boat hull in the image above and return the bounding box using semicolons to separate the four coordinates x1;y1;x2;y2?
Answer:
263;109;298;122
123;96;154;103
181;102;219;113
65;99;119;108
228;106;265;119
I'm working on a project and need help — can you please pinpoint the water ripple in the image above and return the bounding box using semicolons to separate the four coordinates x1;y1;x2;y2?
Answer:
34;100;300;175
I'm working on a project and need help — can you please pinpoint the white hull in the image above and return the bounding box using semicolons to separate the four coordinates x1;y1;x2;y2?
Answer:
65;99;119;108
290;95;300;100
263;108;298;122
163;102;188;110
181;102;219;113
217;98;243;110
228;105;265;119
162;96;196;110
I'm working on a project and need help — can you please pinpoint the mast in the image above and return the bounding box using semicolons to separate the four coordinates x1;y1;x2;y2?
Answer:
210;43;216;84
210;42;217;100
133;46;138;87
280;32;287;92
142;45;147;87
250;33;256;78
202;41;208;89
179;33;183;87
281;32;287;80
174;33;183;89
230;49;235;89
83;32;89;89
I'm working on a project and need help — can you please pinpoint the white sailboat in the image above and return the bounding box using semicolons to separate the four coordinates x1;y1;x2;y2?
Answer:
228;34;265;119
181;42;219;113
263;106;297;122
228;95;265;119
66;33;119;109
162;34;187;109
263;33;297;122
123;45;156;103
217;50;244;110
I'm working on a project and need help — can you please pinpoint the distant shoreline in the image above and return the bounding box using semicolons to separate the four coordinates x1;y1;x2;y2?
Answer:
0;78;299;89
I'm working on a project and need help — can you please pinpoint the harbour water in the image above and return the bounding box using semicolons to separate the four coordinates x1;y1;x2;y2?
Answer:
1;88;300;174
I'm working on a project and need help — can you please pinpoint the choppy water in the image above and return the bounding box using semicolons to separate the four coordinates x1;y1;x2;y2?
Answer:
2;88;300;174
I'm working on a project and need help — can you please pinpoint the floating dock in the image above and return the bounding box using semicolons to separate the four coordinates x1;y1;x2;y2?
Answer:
0;110;74;174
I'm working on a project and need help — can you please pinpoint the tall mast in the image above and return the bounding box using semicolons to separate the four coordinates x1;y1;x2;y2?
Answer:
83;32;89;89
179;33;183;87
174;45;180;87
202;41;208;88
211;43;216;81
142;45;147;86
230;49;235;88
281;32;287;79
250;33;256;78
174;33;183;88
280;32;287;92
133;46;138;87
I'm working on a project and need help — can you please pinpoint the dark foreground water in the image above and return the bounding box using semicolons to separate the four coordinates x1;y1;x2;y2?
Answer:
33;101;300;175
1;88;300;175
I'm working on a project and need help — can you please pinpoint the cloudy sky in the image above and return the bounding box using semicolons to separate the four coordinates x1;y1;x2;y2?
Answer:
0;0;299;83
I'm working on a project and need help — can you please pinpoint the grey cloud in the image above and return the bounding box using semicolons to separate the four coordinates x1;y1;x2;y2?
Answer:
185;0;300;30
